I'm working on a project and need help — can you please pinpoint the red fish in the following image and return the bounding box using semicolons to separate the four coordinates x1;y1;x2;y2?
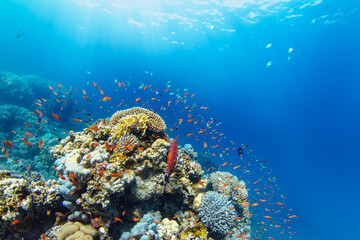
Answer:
38;139;43;149
165;135;179;176
58;81;61;90
3;140;13;148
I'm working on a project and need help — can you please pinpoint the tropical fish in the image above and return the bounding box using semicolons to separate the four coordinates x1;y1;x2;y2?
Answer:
52;113;59;121
38;139;43;149
165;135;179;176
36;110;43;124
3;140;13;148
102;96;111;101
238;147;243;157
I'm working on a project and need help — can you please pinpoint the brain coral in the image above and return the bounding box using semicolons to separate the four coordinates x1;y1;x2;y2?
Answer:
110;107;166;132
198;191;236;234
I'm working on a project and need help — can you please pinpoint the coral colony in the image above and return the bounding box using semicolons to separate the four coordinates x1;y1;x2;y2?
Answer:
0;107;251;239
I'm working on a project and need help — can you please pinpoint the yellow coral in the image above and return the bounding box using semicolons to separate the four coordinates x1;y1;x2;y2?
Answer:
111;107;166;132
111;114;149;139
180;224;208;239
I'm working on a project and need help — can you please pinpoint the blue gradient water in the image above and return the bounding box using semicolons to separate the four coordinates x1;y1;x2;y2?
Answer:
0;0;359;239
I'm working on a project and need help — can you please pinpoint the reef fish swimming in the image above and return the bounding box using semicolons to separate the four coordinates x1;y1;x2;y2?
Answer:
166;135;179;176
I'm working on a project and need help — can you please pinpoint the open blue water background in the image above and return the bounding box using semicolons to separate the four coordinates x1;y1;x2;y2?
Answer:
0;0;359;239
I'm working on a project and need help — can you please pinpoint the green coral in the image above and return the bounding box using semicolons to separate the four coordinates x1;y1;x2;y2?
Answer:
111;114;149;139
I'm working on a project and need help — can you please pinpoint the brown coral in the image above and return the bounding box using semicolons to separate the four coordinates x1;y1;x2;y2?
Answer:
58;221;99;240
110;107;166;132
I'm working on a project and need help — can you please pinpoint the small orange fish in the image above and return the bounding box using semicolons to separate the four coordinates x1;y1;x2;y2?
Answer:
52;113;59;121
203;142;207;148
264;216;273;219
5;150;8;159
26;131;33;138
125;169;131;174
14;159;19;163
133;217;140;221
97;170;106;175
72;118;81;122
164;88;169;93
48;85;53;90
24;122;30;128
86;154;91;159
11;220;19;225
52;166;58;171
110;172;122;177
38;139;43;149
27;164;30;172
93;142;99;147
82;89;86;95
47;210;51;216
102;96;111;101
153;220;160;224
186;133;193;137
89;125;99;131
59;175;65;180
113;217;123;223
222;162;228;167
135;98;141;101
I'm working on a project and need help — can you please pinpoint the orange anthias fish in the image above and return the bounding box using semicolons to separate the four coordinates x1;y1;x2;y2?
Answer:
165;135;179;176
52;113;59;121
102;96;111;101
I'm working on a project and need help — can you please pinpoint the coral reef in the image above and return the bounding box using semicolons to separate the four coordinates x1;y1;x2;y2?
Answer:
120;211;161;240
0;106;252;239
0;170;63;239
198;191;236;235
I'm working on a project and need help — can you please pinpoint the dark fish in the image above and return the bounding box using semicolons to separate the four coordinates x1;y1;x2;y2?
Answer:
16;29;24;38
75;109;80;113
36;110;43;124
238;147;243;158
86;114;91;117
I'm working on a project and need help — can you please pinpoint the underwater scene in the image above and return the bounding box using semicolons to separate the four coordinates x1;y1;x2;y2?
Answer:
0;0;359;240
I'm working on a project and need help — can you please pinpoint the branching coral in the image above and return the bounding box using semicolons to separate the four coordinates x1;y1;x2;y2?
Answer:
198;191;236;234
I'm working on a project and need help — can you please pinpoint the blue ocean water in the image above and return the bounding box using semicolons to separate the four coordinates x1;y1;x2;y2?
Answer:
0;0;359;239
